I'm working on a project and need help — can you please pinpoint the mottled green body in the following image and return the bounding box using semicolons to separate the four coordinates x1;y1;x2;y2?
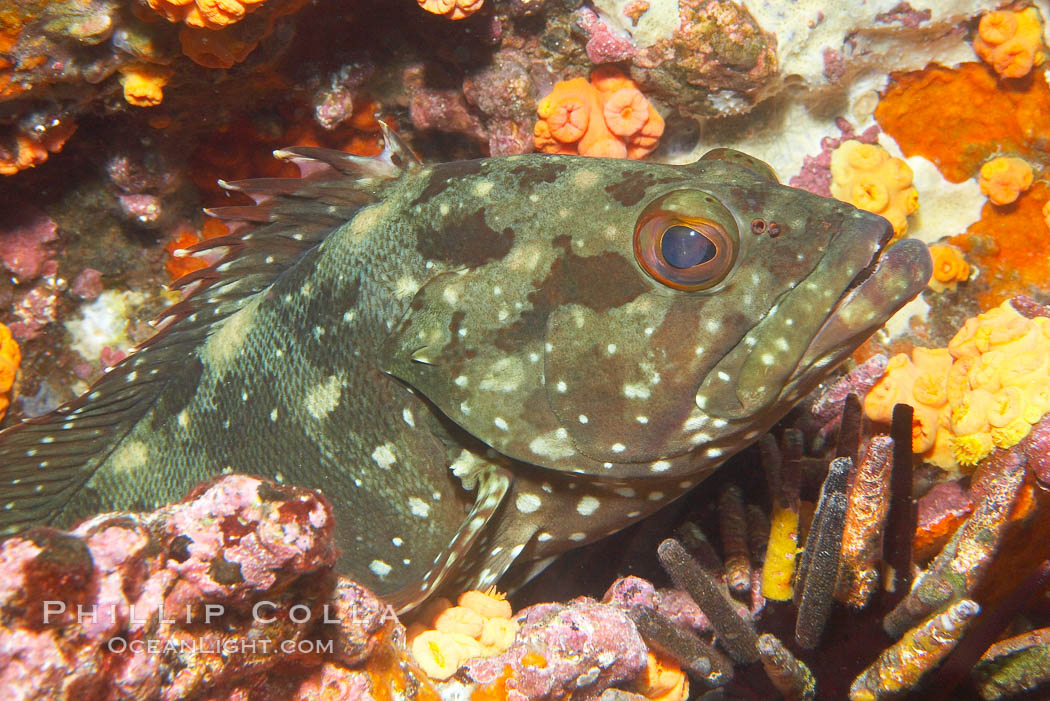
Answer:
0;139;930;610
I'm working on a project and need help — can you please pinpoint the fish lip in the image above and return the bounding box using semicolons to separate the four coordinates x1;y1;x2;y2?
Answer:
790;228;932;381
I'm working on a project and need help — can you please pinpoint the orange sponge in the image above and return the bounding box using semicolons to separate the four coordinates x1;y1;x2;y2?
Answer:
534;68;664;160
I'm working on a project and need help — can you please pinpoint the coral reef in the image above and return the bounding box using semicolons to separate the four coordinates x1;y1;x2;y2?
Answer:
534;68;664;159
829;140;919;240
972;7;1047;80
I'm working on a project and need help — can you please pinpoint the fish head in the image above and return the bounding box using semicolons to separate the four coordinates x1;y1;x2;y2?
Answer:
384;151;931;478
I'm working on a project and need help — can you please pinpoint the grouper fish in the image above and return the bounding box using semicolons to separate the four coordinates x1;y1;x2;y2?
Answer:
0;128;931;611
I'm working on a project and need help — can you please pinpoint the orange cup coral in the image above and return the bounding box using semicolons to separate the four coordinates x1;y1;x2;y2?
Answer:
534;68;665;160
829;140;919;240
927;244;970;293
142;0;270;29
418;0;484;20
973;7;1048;79
119;65;175;107
408;589;519;680
1;322;19;420
978;155;1034;205
0;121;76;176
864;299;1050;472
632;652;689;701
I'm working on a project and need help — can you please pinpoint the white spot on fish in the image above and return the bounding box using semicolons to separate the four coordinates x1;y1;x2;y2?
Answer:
392;537;404;547
516;493;542;513
494;417;509;431
569;532;587;541
615;487;636;497
474;180;494;197
556;380;567;393
371;444;396;470
607;344;617;355
576;496;600;516
538;532;553;542
624;383;651;399
480;357;524;392
528;430;576;460
636;416;649;424
717;371;731;382
611;443;626;453
305;375;343;419
270;408;279;422
651;460;671;472
369;560;392;579
706;447;724;458
648;491;665;501
402;408;415;427
408;498;430;518
454;375;468;387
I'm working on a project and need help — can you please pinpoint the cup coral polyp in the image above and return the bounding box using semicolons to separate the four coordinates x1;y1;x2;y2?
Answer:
973;7;1048;79
418;0;484;20
0;322;19;420
927;244;970;293
864;299;1050;473
979;155;1034;205
829;140;919;240
119;65;175;107
534;68;665;160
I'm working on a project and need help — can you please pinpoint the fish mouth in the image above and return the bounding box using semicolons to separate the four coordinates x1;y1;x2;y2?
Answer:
793;233;932;376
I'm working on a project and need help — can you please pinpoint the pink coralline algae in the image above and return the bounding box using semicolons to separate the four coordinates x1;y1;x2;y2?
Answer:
70;268;103;301
874;2;932;29
9;260;65;341
603;575;757;635
0;207;59;282
459;597;648;701
574;7;635;65
0;475;402;701
789;117;881;197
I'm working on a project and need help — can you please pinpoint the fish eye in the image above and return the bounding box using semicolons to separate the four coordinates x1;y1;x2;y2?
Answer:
634;190;738;291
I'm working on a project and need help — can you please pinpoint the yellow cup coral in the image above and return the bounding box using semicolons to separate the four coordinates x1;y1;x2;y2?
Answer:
926;244;970;293
408;589;519;680
534;68;665;160
979;156;1034;205
973;7;1048;79
829;140;919;240
864;299;1050;472
418;0;484;20
1;323;19;420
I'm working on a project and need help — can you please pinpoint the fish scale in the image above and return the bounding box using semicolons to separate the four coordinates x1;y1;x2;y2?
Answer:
0;129;931;611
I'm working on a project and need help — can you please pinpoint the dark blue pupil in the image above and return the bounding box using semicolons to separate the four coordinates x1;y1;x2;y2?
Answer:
661;225;716;269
